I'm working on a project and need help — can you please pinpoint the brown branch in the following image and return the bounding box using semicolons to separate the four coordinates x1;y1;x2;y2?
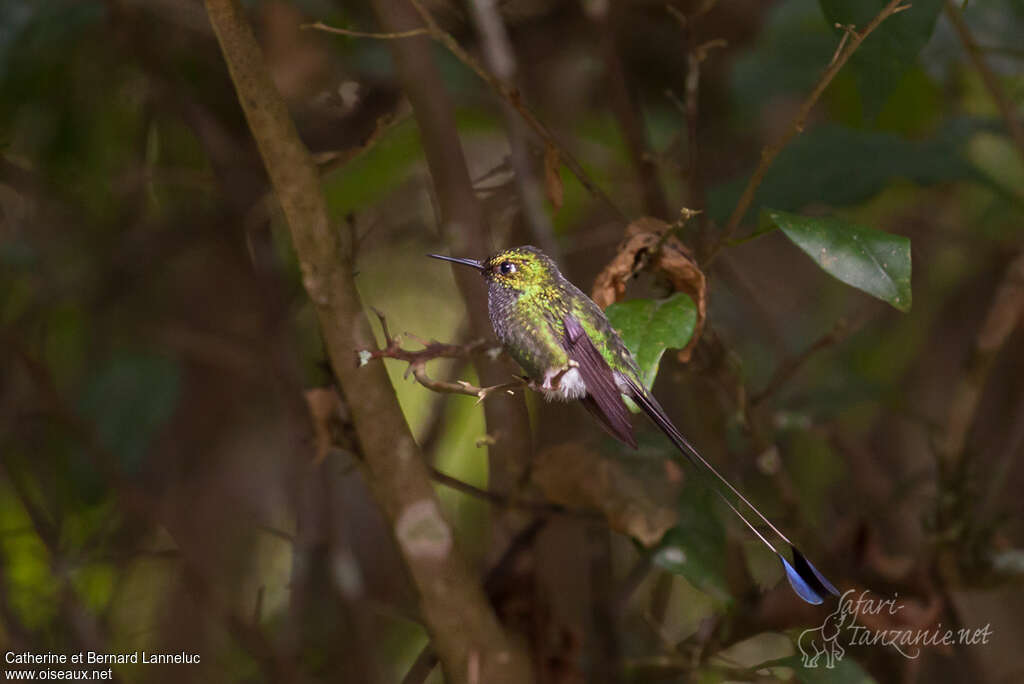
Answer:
594;1;670;219
750;304;874;406
706;0;911;264
300;20;430;40
466;0;562;259
408;0;625;221
202;2;531;682
587;524;621;683
936;252;1024;477
667;3;725;249
307;5;626;220
944;0;1024;160
980;392;1024;524
975;44;1024;60
419;352;474;456
613;552;655;616
313;109;410;175
404;518;549;684
360;312;525;402
429;466;591;517
367;0;539;536
682;40;721;179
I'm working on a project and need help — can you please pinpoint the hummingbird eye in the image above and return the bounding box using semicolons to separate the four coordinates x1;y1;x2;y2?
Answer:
499;261;516;275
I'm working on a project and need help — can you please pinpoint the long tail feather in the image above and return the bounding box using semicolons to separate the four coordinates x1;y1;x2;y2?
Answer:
624;377;839;604
717;493;827;605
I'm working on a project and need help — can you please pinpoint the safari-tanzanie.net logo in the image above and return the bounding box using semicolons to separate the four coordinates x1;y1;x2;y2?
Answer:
797;589;992;668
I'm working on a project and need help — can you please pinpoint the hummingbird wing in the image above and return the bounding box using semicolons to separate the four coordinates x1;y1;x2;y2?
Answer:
562;314;637;449
620;373;839;605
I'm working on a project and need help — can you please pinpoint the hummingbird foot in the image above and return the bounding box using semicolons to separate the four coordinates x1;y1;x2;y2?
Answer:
538;360;587;401
466;376;529;406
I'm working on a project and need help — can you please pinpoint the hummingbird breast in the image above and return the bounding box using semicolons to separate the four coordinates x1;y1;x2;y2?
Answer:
487;280;573;387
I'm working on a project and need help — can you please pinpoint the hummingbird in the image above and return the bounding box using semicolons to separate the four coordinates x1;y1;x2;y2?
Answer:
429;245;839;605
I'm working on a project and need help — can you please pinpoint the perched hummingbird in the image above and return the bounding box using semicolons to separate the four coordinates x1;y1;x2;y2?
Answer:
430;245;839;605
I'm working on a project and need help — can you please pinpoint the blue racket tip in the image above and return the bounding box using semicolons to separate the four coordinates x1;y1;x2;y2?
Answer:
791;546;840;598
780;556;826;605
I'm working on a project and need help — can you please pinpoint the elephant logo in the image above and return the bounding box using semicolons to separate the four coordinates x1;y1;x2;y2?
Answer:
797;591;856;668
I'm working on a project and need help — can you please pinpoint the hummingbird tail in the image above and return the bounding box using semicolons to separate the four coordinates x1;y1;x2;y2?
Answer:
624;378;839;605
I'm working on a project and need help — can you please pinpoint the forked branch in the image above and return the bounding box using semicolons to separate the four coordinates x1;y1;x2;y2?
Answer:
360;311;524;402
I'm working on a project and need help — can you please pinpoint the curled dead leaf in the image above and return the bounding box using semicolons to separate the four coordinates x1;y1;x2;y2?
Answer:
591;216;707;362
531;442;678;547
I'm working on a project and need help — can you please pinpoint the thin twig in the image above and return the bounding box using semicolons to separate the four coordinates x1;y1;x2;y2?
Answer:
401;648;439;684
980;392;1024;524
360;310;525;402
944;0;1024;161
667;3;725;248
974;44;1024;60
306;7;626;220
300;21;430;40
624;207;702;282
314;109;411;175
595;2;670;218
587;524;621;680
750;304;874;406
466;0;561;259
936;252;1024;477
411;0;626;219
828;24;858;66
403;517;550;684
429;466;592;517
706;0;911;264
613;551;655;616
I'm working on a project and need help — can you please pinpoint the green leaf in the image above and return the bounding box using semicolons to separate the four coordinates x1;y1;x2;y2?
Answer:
322;118;423;217
707;121;992;222
79;353;182;474
653;489;731;604
819;0;943;119
765;210;912;311
760;655;875;684
605;293;697;389
0;482;59;629
730;0;836;118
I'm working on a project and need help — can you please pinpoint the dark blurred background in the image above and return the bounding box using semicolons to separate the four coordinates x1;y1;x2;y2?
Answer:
1;0;1023;682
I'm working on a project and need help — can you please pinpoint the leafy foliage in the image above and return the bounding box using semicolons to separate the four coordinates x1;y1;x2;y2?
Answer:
707;121;992;221
765;209;912;311
819;0;943;120
730;0;836;117
762;654;876;684
654;489;731;604
79;353;182;474
605;293;697;389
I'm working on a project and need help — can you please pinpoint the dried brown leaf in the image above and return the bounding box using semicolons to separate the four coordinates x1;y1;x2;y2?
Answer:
531;443;678;547
591;216;707;361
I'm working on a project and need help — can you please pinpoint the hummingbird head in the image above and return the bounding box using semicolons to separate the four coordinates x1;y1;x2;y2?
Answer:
428;245;559;293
